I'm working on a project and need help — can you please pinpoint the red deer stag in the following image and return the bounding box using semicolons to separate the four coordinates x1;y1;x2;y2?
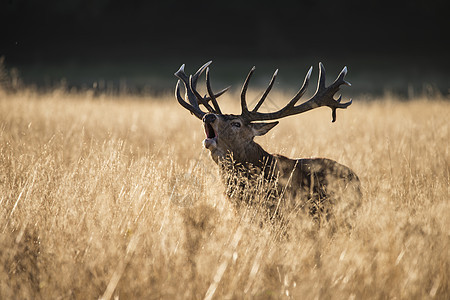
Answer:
174;61;361;221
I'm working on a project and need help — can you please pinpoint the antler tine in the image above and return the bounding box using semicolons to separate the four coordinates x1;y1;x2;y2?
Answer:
191;61;212;89
315;63;351;95
175;80;205;119
175;61;231;118
174;64;202;111
189;75;216;113
186;60;214;112
188;61;214;111
329;66;352;91
204;86;230;102
252;69;278;112
239;63;353;123
317;62;327;91
193;61;230;105
205;67;222;114
241;66;256;116
174;62;213;119
334;66;352;87
284;66;313;109
174;64;188;82
311;63;353;122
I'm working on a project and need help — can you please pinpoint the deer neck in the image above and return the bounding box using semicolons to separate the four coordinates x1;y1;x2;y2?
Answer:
217;141;275;175
239;141;273;169
217;141;279;209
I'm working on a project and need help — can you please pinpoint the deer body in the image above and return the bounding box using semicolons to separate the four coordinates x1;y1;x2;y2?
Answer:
175;62;361;219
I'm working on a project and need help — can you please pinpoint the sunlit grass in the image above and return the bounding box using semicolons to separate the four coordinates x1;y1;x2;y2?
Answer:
0;88;448;299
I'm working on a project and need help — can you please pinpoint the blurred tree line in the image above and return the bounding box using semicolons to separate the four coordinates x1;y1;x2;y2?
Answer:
1;0;448;63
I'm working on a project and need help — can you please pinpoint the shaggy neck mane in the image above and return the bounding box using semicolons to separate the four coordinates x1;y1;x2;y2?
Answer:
219;141;276;178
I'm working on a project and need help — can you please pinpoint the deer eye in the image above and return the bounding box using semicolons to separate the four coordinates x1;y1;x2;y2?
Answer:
231;122;241;128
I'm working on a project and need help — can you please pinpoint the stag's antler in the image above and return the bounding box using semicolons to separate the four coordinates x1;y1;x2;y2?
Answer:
175;61;229;119
240;62;352;123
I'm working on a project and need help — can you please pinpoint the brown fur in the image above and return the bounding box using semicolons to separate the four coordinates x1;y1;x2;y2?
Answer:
175;62;360;222
204;113;361;221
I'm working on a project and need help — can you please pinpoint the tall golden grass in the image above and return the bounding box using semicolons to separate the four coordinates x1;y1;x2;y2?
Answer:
0;87;448;299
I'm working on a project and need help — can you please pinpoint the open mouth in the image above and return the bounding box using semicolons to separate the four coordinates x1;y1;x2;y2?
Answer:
203;121;218;149
204;122;217;139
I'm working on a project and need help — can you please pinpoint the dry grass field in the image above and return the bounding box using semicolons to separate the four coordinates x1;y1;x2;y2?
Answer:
0;86;448;299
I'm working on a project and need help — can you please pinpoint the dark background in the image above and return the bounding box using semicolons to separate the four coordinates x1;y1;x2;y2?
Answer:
1;0;449;96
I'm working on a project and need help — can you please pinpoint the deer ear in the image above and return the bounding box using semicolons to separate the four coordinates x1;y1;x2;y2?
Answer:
250;121;279;136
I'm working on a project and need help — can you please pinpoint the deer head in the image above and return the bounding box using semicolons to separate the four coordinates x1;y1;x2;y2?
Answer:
174;61;352;164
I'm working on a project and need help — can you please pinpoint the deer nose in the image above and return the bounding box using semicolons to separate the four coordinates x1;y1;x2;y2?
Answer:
203;113;217;123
